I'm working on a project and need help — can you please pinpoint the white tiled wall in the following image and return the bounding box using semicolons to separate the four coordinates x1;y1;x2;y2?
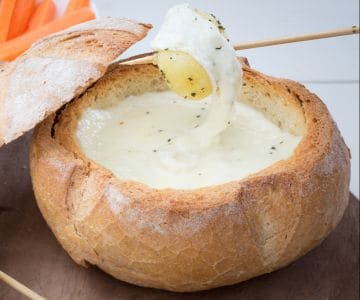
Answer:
92;0;359;196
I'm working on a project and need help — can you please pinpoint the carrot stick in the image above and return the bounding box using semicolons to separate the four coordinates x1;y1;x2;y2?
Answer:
0;7;95;61
7;0;36;40
65;0;90;14
27;0;56;31
0;0;17;42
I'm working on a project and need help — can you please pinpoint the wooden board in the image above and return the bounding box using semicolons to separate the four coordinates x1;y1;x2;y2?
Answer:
0;132;359;300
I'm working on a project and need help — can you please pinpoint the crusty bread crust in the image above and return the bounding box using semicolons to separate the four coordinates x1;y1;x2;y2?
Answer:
30;63;350;292
0;18;151;147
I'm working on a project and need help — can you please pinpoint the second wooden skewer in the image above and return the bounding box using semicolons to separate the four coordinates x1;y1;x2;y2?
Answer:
0;270;46;300
120;25;359;65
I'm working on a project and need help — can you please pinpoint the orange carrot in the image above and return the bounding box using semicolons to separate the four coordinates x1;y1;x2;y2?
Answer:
0;7;95;61
27;0;56;31
0;0;17;42
65;0;89;14
7;0;36;40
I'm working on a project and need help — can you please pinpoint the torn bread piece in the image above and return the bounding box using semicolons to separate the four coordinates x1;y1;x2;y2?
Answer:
0;18;151;147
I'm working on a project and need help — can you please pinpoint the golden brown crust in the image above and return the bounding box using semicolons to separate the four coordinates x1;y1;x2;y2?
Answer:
0;18;151;147
30;63;350;292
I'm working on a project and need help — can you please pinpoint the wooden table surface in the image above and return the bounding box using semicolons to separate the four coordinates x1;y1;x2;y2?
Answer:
0;133;359;300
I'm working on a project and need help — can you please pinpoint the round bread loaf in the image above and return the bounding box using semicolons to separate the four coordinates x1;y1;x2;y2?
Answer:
30;62;350;292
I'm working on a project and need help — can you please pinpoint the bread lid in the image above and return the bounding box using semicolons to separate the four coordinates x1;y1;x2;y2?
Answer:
0;18;152;147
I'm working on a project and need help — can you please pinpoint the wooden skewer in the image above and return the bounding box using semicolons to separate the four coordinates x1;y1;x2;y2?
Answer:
120;25;359;65
234;25;359;50
0;270;46;300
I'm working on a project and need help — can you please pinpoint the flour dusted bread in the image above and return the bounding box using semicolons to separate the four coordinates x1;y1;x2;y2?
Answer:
30;63;350;291
0;18;151;147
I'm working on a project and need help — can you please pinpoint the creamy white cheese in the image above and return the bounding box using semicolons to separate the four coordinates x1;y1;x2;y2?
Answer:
77;91;301;189
151;3;242;153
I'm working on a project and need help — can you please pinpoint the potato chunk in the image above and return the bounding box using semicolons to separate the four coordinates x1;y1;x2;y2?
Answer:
156;50;213;100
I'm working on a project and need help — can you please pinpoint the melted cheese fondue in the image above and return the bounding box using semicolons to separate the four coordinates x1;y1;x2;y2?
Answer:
77;91;301;189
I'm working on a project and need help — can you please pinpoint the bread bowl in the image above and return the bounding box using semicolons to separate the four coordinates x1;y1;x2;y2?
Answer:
29;61;350;292
0;6;351;293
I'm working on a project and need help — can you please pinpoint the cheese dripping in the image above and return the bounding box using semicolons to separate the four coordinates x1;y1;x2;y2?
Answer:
151;3;242;171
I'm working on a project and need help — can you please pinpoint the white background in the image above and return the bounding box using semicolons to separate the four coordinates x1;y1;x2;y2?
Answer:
82;0;359;196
